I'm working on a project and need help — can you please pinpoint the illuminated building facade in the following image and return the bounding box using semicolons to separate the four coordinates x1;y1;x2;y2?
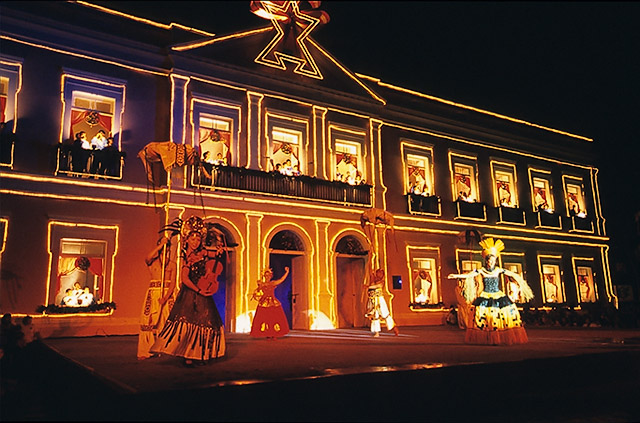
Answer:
0;2;613;338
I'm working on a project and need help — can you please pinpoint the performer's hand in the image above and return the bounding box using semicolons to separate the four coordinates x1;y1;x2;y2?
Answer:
284;266;290;272
200;286;216;296
158;297;167;305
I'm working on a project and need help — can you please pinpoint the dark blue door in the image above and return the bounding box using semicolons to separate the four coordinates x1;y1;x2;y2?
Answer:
269;254;292;328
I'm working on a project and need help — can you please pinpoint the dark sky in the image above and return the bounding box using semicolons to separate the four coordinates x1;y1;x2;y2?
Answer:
96;1;639;264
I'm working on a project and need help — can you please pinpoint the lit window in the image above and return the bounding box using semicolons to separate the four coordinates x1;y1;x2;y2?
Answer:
565;181;586;217
271;127;302;176
59;72;125;178
542;264;564;303
0;76;7;124
335;140;362;185
411;258;438;304
1;59;21;168
199;116;231;166
532;177;553;212
54;239;107;307
576;266;596;303
502;262;525;303
406;154;431;196
492;164;517;208
452;162;478;202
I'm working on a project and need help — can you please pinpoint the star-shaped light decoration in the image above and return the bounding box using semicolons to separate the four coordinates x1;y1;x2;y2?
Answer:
250;1;330;79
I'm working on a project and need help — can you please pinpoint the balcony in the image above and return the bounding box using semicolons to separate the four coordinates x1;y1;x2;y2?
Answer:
497;206;526;225
407;193;441;215
199;165;372;206
570;214;593;233
535;210;562;229
454;200;486;221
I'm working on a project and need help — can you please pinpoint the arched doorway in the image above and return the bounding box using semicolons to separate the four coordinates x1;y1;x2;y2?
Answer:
335;235;369;328
268;230;308;329
202;221;237;328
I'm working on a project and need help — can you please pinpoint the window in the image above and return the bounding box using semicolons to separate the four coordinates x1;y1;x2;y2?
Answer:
270;127;302;176
406;154;432;196
335;140;363;185
199;116;232;166
47;221;117;313
502;262;526;303
449;153;479;202
0;76;8;123
532;177;553;212
59;71;125;178
491;162;518;208
0;58;22;168
576;266;596;303
541;263;564;304
564;178;586;217
411;258;438;305
55;239;106;307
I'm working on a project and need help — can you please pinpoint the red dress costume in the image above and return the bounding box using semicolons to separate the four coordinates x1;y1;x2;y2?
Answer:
250;282;290;338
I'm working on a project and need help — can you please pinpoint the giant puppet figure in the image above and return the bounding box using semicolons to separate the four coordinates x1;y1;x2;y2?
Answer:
448;238;534;345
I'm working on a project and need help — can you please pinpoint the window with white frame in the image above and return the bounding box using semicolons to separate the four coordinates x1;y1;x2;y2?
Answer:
199;116;231;166
502;262;526;303
542;264;564;303
453;162;478;202
576;266;596;303
1;59;21;167
54;239;107;307
406;154;432;196
411;258;438;304
47;222;117;312
565;181;586;217
60;72;125;177
493;166;517;208
532;176;553;212
70;91;115;141
270;127;302;176
335;140;362;185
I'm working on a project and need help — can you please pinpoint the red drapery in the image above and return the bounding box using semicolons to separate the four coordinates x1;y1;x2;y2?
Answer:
0;96;6;123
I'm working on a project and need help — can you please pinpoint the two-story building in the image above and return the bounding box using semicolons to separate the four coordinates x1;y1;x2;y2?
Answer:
0;1;614;338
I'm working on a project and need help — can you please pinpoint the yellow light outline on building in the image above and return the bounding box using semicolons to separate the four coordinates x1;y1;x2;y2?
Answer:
57;73;127;180
537;254;566;306
0;59;22;169
77;1;216;37
0;35;166;77
254;2;324;79
44;221;119;317
406;245;444;312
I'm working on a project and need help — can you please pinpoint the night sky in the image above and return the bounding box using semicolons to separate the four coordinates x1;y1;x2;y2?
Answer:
95;1;640;281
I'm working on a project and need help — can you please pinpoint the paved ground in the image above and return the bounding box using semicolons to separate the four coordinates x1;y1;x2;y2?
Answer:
2;325;640;421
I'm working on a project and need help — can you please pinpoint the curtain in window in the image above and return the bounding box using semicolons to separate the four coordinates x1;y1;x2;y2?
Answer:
0;96;6;123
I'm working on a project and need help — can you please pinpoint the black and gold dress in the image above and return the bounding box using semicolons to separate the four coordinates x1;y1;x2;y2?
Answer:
466;267;528;345
151;255;225;360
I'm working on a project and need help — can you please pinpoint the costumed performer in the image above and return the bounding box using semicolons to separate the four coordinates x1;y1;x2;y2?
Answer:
365;266;400;337
447;238;534;345
151;216;225;366
137;235;176;360
250;266;290;339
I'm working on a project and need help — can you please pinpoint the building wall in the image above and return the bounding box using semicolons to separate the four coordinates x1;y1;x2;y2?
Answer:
0;2;613;338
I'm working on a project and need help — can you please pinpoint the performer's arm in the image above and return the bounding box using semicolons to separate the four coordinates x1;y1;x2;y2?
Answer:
145;237;169;266
179;264;201;294
273;267;290;285
447;269;478;279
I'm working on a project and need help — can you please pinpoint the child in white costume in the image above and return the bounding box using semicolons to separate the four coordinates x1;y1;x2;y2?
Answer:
365;268;399;337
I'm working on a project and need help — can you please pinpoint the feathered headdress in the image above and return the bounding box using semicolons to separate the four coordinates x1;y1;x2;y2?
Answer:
479;238;505;258
181;216;207;238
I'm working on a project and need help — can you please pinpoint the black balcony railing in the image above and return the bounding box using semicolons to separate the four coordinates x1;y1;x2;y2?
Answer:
200;165;371;206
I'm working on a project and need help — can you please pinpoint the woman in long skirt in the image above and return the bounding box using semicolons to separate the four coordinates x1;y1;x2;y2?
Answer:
151;216;225;366
448;238;534;345
250;267;290;339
